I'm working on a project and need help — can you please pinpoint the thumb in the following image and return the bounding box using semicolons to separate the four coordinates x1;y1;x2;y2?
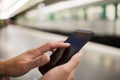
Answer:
28;54;50;69
63;52;82;74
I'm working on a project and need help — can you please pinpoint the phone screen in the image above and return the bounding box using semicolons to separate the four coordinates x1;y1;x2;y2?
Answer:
56;31;94;65
66;31;89;53
39;30;94;74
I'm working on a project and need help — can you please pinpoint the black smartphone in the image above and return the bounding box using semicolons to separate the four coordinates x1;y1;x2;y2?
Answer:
38;30;94;75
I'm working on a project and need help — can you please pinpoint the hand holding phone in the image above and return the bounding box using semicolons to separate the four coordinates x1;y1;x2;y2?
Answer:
38;30;94;75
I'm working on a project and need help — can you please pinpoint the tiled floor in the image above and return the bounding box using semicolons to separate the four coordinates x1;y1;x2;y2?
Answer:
0;25;120;80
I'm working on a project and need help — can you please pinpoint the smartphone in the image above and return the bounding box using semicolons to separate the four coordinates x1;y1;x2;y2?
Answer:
38;30;94;75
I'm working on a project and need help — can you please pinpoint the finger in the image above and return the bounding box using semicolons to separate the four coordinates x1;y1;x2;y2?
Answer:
62;52;82;74
52;48;57;52
40;42;70;53
67;69;75;80
30;42;70;57
52;40;66;52
28;54;50;69
57;40;65;42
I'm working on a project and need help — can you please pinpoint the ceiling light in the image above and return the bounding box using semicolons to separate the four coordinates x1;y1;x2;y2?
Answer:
39;0;103;13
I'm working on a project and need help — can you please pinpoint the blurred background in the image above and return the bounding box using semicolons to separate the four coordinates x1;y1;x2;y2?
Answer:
0;0;120;80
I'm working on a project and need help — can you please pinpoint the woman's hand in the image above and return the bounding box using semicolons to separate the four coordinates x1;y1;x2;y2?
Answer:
40;52;81;80
0;42;70;77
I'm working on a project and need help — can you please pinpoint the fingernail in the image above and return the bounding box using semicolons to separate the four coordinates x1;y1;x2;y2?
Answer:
40;55;49;65
77;52;83;57
64;43;70;46
80;52;83;56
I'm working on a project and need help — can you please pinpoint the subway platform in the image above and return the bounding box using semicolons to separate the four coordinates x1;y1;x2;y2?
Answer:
0;25;120;80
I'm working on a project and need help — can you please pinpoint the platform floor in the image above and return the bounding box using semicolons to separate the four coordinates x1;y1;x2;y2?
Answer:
0;25;120;80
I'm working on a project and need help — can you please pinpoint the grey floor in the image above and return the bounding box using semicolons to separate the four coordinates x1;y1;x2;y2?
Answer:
0;25;120;80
